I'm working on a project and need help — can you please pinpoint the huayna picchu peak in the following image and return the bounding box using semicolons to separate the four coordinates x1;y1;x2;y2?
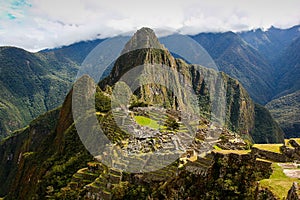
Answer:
100;28;176;87
121;27;166;54
0;27;296;200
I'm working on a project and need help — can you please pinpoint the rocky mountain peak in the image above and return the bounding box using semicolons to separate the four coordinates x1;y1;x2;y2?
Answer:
121;27;165;54
100;28;176;87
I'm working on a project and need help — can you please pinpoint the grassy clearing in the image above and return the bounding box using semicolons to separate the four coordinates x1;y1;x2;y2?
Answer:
133;116;161;129
259;163;300;199
213;145;222;150
252;144;283;153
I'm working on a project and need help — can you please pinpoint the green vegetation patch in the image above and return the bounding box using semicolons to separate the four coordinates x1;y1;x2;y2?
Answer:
260;163;300;199
213;145;222;151
133;116;161;130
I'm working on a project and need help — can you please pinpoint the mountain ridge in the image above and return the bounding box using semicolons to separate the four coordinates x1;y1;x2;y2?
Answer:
239;25;300;64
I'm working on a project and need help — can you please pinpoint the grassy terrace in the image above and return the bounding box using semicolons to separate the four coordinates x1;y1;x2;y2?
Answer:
260;163;300;199
213;149;251;155
252;144;283;153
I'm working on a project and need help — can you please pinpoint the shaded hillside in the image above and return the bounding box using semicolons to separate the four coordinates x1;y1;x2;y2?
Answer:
266;91;300;138
251;104;285;143
0;98;92;199
240;26;300;138
266;36;300;137
0;47;78;139
274;36;300;98
191;32;275;104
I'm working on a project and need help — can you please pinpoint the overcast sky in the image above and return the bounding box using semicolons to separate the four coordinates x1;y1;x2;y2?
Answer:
1;0;299;52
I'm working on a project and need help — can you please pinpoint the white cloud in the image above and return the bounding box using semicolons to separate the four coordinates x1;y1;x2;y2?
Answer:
0;0;299;51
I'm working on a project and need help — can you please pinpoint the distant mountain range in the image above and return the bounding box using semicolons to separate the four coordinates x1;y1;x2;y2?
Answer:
240;26;300;64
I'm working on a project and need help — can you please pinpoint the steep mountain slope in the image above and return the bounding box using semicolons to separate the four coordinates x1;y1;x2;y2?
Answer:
0;95;92;199
0;47;78;139
274;36;300;98
191;32;275;104
240;26;300;137
240;25;300;64
266;91;300;138
261;35;300;137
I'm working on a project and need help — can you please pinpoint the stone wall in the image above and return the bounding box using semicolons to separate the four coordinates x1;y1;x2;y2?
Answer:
281;140;300;161
251;147;292;162
255;186;278;200
287;182;300;200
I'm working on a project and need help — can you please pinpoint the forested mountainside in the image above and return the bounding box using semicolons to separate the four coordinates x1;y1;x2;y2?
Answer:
0;47;78;139
266;91;300;138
